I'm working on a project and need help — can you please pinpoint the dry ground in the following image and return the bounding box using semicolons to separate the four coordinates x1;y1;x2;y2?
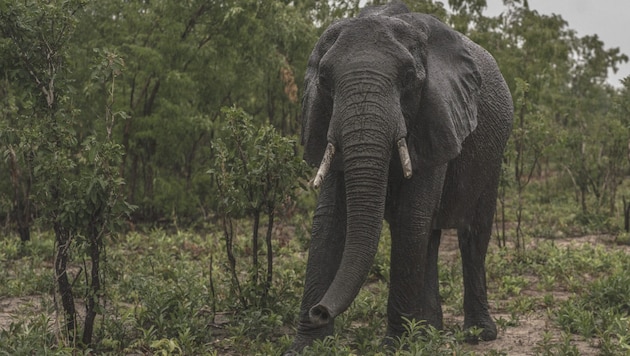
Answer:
440;233;630;355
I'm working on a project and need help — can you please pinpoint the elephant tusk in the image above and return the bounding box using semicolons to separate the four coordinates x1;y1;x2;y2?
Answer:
312;142;335;188
397;138;413;179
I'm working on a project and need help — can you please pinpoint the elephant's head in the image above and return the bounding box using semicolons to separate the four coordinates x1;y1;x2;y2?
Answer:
301;6;481;325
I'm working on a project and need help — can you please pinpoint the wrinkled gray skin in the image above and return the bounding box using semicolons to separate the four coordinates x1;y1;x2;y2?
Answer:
287;1;513;353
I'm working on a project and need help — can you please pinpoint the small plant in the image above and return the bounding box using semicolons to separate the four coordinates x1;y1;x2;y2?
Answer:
301;335;352;356
498;275;530;297
536;271;557;291
506;295;538;314
389;318;471;355
542;293;556;307
555;271;630;351
534;331;580;356
616;231;630;245
495;314;520;332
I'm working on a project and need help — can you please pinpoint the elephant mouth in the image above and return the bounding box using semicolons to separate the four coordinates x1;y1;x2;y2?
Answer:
311;138;412;188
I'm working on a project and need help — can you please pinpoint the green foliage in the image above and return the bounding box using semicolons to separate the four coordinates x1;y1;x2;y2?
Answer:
506;77;556;247
210;106;308;306
533;331;581;356
52;0;321;222
472;0;629;243
1;1;132;346
0;314;76;356
390;318;472;355
555;272;630;352
211;106;308;219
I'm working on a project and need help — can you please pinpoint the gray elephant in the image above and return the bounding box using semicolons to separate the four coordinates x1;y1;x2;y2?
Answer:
288;1;513;352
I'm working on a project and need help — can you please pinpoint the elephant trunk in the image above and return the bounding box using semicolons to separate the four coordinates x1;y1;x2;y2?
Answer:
309;115;395;326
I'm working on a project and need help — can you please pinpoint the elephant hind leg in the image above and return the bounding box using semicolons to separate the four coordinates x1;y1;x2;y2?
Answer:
420;229;443;329
458;196;497;341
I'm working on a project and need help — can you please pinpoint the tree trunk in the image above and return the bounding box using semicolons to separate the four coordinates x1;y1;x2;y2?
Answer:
262;206;275;304
54;222;77;340
252;210;260;286
82;223;102;346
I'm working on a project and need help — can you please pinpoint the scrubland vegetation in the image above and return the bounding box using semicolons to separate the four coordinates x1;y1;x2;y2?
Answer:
1;0;630;354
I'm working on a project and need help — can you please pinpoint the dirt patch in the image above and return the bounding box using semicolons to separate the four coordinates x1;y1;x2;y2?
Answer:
0;295;48;330
437;232;616;355
0;294;88;334
445;311;598;355
550;234;630;252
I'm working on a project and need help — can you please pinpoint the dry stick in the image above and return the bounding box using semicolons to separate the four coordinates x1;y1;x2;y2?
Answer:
263;206;275;304
209;253;217;323
252;211;260;286
624;196;628;231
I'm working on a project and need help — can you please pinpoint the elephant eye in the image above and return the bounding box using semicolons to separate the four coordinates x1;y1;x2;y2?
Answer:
402;68;419;89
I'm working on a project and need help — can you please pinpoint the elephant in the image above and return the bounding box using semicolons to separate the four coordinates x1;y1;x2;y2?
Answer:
287;1;513;353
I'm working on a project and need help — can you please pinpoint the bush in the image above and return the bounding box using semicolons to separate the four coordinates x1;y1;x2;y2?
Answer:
209;106;309;307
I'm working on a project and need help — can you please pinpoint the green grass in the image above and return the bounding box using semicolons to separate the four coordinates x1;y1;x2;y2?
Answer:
1;224;630;355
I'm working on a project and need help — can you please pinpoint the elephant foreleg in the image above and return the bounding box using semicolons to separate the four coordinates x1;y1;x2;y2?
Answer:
290;172;347;351
387;220;429;338
385;168;446;340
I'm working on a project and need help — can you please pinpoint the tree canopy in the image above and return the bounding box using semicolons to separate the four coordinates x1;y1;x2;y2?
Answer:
1;0;629;229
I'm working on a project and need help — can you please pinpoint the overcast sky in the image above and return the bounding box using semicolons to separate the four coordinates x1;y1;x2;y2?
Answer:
484;0;630;87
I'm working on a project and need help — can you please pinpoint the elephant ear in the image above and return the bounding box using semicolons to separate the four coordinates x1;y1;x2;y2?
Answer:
300;28;339;167
409;14;481;167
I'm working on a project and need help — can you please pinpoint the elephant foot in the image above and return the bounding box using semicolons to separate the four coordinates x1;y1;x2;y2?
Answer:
381;335;402;354
421;312;444;331
463;317;497;343
383;323;407;351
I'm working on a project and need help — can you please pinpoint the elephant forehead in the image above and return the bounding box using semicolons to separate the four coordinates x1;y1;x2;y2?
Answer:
334;17;417;49
320;18;422;75
321;41;403;77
